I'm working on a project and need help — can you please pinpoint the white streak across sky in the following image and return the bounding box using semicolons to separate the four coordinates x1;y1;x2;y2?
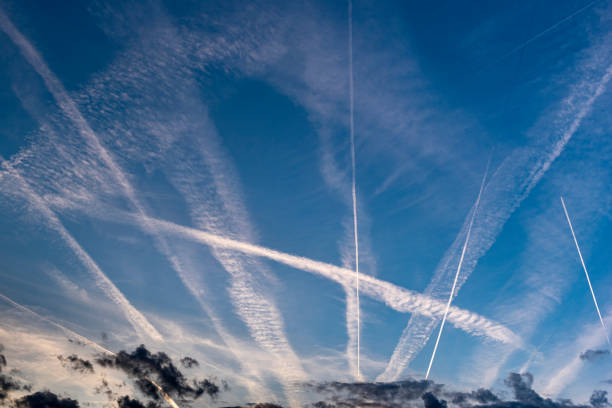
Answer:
0;293;180;408
347;0;361;380
0;8;296;403
560;196;611;347
0;5;166;341
0;157;163;342
424;163;488;380
92;209;522;347
379;59;612;383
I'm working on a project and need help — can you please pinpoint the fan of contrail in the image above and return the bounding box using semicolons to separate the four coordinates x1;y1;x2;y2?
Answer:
425;163;489;380
0;157;163;342
0;292;180;408
560;196;611;347
347;0;361;380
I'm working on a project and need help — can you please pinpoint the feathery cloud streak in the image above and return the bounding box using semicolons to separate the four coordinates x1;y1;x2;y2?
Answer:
108;212;522;347
0;159;163;342
379;60;612;382
425;164;488;380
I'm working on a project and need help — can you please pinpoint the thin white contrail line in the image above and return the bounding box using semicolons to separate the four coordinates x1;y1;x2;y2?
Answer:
99;210;521;346
425;162;489;380
1;8;301;401
560;196;611;347
0;158;163;342
348;0;361;380
477;0;598;73
379;62;612;383
0;293;180;408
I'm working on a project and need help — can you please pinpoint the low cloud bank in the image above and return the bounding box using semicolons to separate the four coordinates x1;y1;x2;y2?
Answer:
0;343;609;408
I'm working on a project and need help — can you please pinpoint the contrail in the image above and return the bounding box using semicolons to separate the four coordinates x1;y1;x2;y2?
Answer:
0;158;163;342
0;7;167;341
99;210;521;346
0;7;303;402
165;118;308;406
424;163;489;380
560;196;611;347
379;62;612;383
0;292;180;408
477;0;599;74
348;0;361;380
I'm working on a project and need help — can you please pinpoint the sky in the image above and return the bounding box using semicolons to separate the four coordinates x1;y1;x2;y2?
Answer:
0;0;612;407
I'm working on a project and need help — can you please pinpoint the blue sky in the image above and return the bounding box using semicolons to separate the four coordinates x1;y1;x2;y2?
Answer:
1;0;612;406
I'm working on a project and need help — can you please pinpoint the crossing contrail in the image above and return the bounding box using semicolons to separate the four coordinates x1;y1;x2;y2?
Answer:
0;158;163;342
379;62;612;383
348;0;361;380
0;7;304;402
0;292;180;408
424;163;489;380
99;210;522;346
560;196;611;347
0;6;169;341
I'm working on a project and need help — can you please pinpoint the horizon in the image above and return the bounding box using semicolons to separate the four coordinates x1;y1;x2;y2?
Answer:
1;0;611;407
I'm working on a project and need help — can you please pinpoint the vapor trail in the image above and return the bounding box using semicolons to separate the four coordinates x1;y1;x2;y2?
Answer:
560;196;611;347
0;158;163;342
0;292;113;355
0;7;303;401
0;292;180;408
347;0;361;380
478;0;598;73
0;7;167;341
379;62;612;383
108;211;522;346
424;164;489;380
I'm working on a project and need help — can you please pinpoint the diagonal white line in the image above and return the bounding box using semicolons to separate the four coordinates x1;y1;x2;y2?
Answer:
560;196;611;347
425;162;489;379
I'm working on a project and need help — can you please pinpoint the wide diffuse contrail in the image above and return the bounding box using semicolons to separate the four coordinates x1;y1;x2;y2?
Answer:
425;163;489;380
348;0;361;380
118;212;522;346
560;196;611;347
0;292;180;408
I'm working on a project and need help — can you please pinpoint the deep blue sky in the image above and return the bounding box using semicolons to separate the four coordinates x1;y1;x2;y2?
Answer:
1;0;612;406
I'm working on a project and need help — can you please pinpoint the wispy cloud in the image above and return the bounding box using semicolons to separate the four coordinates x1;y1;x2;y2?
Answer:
0;6;297;403
100;211;521;348
425;164;488;380
379;50;612;382
0;160;162;342
543;310;612;396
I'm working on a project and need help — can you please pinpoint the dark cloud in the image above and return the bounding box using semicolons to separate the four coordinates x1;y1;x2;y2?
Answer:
66;338;86;347
57;355;94;374
14;391;79;408
0;373;23;401
590;391;610;408
422;392;447;408
116;395;161;408
0;344;6;373
0;347;28;402
95;344;220;402
180;356;199;369
307;373;597;408
94;379;116;401
580;350;610;362
448;388;500;407
503;372;544;405
310;379;438;408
